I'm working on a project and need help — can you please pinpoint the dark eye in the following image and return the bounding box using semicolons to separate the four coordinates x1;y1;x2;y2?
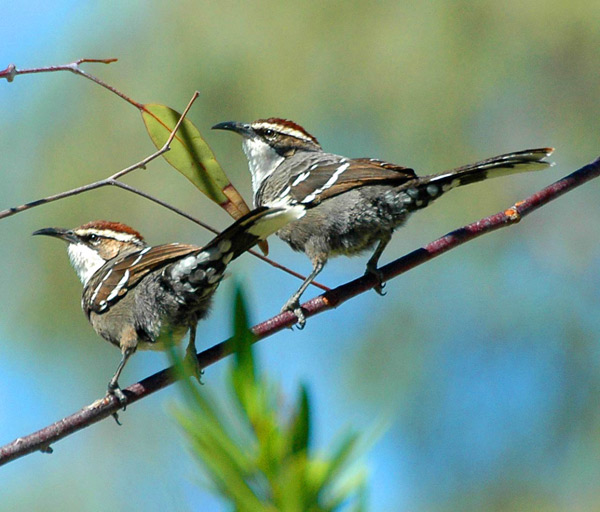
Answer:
263;129;275;138
88;234;100;245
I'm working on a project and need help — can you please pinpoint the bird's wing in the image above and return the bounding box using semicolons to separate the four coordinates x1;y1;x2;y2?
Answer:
287;157;417;204
84;243;199;315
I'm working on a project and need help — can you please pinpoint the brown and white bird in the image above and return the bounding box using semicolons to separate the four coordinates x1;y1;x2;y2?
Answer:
213;118;554;327
33;204;305;402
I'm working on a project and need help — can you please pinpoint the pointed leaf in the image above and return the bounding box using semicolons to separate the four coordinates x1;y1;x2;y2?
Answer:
141;104;240;211
141;103;269;255
289;384;311;455
307;431;361;495
231;286;257;382
229;285;262;419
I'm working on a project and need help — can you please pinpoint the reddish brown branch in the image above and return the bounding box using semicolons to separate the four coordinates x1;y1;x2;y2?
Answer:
1;156;598;467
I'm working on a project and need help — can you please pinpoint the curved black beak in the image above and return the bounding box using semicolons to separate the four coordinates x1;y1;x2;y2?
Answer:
211;121;253;137
32;227;78;244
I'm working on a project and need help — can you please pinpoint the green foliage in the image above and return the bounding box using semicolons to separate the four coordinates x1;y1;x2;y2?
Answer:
172;286;368;512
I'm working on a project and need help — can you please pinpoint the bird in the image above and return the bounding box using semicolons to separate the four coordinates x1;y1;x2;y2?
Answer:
213;117;553;327
33;203;305;402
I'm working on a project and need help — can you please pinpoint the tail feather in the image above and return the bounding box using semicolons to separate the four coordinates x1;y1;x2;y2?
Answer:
426;147;554;188
400;147;554;212
167;204;306;295
208;203;306;261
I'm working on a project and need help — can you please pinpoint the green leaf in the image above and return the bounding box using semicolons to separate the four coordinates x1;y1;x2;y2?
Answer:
289;384;311;455
228;285;260;416
141;103;250;219
231;285;257;383
307;431;360;497
174;408;261;506
324;468;368;511
141;103;269;256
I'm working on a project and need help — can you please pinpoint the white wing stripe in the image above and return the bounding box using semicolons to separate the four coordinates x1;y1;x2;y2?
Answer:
302;162;349;203
106;269;130;302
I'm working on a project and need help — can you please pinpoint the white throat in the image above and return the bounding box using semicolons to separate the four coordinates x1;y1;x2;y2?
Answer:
67;243;106;286
242;138;284;204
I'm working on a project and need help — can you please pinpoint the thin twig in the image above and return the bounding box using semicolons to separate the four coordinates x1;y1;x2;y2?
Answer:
1;155;598;467
0;58;143;108
0;91;198;221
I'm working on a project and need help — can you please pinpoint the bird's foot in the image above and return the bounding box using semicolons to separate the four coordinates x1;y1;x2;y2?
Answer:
106;382;127;424
365;265;387;296
107;382;128;407
185;345;205;385
281;298;306;329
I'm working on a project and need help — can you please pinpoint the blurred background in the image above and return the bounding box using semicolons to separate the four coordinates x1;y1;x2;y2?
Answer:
1;1;599;510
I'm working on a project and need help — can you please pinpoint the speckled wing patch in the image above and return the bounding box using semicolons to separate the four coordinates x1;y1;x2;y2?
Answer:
83;243;199;316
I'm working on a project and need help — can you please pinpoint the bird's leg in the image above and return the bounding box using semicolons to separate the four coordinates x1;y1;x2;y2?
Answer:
107;347;135;406
365;233;391;296
281;259;325;329
184;325;203;383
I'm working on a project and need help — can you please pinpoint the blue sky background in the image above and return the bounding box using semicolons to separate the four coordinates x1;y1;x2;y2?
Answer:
2;2;600;510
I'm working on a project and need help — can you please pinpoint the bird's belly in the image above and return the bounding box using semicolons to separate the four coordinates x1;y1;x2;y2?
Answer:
276;189;410;257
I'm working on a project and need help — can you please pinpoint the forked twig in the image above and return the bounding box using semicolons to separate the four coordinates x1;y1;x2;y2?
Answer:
0;91;199;219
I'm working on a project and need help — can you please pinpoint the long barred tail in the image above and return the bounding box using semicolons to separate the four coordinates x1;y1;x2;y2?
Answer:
402;147;554;211
167;203;306;297
206;203;307;262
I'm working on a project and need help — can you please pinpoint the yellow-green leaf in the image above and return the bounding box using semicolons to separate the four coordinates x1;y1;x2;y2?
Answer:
141;103;268;254
141;103;247;215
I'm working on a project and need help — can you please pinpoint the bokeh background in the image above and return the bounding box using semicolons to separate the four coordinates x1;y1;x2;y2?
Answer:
2;2;600;510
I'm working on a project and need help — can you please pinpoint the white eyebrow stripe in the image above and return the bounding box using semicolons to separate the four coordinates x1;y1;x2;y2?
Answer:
302;162;349;203
76;229;141;244
252;122;313;142
106;269;130;303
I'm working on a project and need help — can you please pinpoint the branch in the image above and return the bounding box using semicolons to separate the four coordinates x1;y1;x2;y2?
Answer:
2;155;598;467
